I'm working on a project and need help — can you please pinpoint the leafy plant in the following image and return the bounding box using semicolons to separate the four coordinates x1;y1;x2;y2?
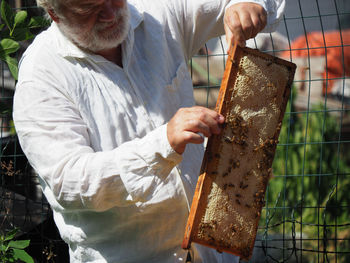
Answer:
0;228;34;263
0;0;50;80
259;88;350;262
269;90;349;220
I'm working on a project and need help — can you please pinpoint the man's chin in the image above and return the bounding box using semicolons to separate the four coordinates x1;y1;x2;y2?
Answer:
91;34;127;51
58;20;129;53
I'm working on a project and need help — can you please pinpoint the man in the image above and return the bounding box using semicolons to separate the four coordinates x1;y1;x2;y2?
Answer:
13;0;285;262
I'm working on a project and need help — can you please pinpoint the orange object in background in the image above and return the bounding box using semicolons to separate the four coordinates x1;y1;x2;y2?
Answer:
283;29;350;94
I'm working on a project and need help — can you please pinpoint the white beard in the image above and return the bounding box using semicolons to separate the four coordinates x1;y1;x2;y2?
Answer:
58;5;130;52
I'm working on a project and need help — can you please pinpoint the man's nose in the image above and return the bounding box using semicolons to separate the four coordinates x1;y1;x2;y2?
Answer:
98;0;125;22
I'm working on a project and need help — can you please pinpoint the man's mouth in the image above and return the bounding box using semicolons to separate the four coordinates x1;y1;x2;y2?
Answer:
98;15;123;32
104;22;118;30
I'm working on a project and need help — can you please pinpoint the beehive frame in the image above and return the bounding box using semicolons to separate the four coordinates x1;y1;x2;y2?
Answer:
182;44;296;260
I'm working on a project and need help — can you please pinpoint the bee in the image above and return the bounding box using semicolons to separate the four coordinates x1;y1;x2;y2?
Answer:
267;82;274;88
224;136;233;143
208;234;215;242
248;119;253;128
233;161;240;169
231;225;237;233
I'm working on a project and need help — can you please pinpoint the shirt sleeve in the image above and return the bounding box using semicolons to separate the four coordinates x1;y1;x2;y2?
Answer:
13;79;182;212
168;0;285;60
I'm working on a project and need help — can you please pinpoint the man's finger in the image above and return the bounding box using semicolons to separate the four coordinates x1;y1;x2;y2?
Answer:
251;12;267;37
182;131;205;145
240;11;254;40
225;10;247;47
184;118;212;138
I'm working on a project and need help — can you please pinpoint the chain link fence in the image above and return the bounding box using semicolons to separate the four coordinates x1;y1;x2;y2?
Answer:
1;0;349;262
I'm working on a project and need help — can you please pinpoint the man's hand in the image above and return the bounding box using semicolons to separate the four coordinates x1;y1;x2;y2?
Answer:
167;106;225;154
224;2;267;47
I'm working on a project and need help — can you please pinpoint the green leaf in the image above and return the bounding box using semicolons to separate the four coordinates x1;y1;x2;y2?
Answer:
28;16;51;29
8;240;30;249
0;38;20;56
12;248;34;263
0;0;14;30
12;27;33;41
4;229;18;242
5;55;18;80
0;23;4;31
14;10;27;28
1;244;7;251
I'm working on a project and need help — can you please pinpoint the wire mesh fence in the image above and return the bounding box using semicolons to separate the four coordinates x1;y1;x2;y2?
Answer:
1;0;349;262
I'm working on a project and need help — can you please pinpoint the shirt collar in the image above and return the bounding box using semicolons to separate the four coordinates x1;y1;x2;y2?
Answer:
52;3;143;61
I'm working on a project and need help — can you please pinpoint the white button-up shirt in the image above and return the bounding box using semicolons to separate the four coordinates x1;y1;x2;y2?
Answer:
13;0;285;262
